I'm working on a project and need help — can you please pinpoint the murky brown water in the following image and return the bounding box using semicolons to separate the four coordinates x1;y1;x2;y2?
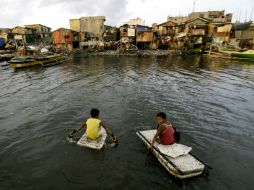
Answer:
0;55;254;190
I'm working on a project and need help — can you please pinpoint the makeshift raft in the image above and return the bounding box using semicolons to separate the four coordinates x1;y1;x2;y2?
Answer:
137;130;206;179
77;128;107;150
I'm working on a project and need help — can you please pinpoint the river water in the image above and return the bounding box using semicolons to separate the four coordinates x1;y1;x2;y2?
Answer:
0;55;254;190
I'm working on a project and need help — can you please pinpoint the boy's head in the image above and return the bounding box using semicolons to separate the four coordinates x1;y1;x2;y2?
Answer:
156;112;166;125
91;108;100;118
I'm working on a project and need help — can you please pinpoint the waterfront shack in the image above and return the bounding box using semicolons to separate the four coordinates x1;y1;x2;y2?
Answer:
156;20;178;48
12;26;37;46
119;18;147;45
103;25;119;50
119;24;136;44
185;17;210;48
0;28;12;48
232;22;254;49
51;28;79;51
24;24;51;43
103;25;119;42
70;16;106;40
212;24;232;45
70;16;106;49
135;25;154;49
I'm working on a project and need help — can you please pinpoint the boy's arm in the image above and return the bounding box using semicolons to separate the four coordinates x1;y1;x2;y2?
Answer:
101;121;118;143
150;126;163;148
76;122;87;132
171;123;176;131
69;122;87;137
100;121;113;135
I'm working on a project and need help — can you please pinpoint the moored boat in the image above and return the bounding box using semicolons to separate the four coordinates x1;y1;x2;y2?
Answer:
8;54;69;69
231;50;254;59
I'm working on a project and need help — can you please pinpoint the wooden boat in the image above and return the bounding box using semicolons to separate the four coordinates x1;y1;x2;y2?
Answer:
205;45;253;61
8;54;68;69
137;130;209;179
231;50;254;59
203;52;251;60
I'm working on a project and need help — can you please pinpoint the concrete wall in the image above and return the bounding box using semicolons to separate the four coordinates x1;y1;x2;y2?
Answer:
188;10;232;23
167;16;188;23
25;24;51;34
124;18;145;26
80;16;105;38
24;24;51;42
12;27;36;35
52;28;73;44
70;19;81;32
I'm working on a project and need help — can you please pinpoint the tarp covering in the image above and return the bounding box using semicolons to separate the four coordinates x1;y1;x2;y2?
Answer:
217;24;232;33
0;38;4;47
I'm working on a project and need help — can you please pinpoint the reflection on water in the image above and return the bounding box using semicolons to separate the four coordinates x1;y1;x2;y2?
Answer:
0;55;254;190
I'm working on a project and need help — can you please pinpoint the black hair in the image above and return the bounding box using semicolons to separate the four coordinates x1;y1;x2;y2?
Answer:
156;112;166;119
91;108;100;118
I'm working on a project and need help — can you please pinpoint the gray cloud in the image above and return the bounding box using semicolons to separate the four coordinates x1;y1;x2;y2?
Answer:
1;0;253;29
1;0;38;27
37;0;130;25
1;0;130;28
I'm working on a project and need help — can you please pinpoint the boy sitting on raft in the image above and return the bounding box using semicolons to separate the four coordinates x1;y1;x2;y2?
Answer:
69;108;116;141
149;112;175;149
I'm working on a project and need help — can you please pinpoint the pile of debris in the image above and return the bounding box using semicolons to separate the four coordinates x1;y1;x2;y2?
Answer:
0;50;15;61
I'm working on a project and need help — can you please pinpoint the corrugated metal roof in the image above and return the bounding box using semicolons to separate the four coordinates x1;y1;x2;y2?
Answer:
135;25;152;31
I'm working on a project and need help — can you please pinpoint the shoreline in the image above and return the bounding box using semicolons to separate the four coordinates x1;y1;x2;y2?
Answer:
71;49;184;57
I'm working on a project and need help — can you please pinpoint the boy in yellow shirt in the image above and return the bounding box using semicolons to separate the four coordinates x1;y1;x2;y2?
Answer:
69;108;116;142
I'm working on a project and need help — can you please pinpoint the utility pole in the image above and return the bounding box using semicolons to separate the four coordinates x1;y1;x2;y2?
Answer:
193;0;196;13
245;8;247;22
236;8;240;22
250;7;253;21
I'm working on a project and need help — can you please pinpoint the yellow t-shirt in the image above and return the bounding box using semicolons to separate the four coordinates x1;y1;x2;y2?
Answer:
85;118;101;140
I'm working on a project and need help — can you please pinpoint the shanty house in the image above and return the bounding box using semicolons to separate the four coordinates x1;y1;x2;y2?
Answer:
157;20;178;37
156;20;186;48
12;26;37;45
103;25;119;42
24;24;51;43
51;28;79;50
135;25;154;49
186;17;210;46
232;22;254;49
119;24;136;43
0;28;12;48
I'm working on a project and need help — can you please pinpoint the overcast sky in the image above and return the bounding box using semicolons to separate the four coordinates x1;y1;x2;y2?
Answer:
1;0;254;30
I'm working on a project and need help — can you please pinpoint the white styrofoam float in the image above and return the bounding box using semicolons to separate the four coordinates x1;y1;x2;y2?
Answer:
137;129;205;179
77;127;107;150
